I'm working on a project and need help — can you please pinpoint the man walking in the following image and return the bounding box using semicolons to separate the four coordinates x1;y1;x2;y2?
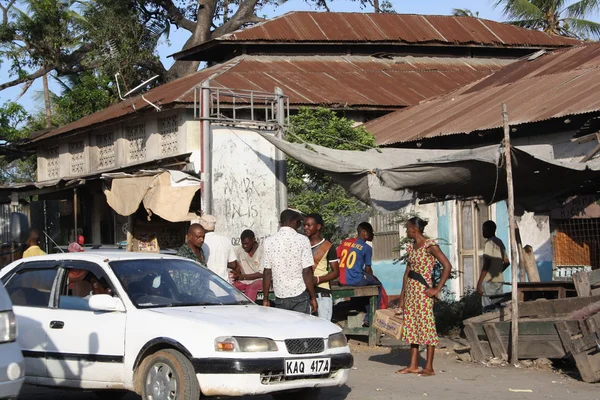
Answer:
177;224;206;265
304;213;339;321
262;209;317;314
199;214;237;281
233;230;264;302
476;220;509;313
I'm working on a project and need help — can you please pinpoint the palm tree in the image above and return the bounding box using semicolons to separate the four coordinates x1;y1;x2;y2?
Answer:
493;0;600;39
452;8;480;17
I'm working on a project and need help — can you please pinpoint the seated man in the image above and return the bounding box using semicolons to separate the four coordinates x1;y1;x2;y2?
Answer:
232;230;264;302
337;222;388;326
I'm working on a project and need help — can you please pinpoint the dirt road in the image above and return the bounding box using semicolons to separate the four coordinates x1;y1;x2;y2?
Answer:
18;338;599;400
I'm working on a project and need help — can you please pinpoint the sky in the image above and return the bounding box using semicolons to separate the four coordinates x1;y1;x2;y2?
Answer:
0;0;597;113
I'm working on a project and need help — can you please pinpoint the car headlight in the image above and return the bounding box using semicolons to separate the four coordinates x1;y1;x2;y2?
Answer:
0;311;17;344
328;332;347;348
215;336;278;352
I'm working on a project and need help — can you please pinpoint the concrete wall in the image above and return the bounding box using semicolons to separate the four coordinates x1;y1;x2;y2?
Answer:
210;127;281;245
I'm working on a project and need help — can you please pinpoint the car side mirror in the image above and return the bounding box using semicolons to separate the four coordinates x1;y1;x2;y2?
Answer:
10;212;29;243
88;294;125;312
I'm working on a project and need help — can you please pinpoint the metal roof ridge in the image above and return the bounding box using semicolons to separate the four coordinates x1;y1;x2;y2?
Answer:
174;56;246;102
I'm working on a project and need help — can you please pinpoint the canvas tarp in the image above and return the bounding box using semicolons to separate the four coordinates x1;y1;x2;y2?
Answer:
259;134;600;212
102;170;201;222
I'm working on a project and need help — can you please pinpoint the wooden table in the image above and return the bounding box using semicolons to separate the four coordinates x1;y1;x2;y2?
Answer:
514;281;577;302
256;284;380;347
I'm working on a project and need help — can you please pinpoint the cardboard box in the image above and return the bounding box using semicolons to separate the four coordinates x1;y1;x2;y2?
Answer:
373;309;404;340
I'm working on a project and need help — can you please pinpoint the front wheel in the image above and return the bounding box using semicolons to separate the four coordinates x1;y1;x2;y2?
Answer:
138;349;200;400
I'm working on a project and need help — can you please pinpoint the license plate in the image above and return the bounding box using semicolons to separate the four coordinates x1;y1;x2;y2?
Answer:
285;358;331;376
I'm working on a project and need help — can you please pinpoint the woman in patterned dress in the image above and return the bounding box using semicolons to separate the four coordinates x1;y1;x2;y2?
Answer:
396;217;452;377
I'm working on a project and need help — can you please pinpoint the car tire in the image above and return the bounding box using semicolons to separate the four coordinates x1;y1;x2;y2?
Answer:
273;388;321;400
138;349;200;400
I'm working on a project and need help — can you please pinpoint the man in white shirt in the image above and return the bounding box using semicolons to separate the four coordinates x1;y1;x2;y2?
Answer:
262;209;317;314
199;214;237;281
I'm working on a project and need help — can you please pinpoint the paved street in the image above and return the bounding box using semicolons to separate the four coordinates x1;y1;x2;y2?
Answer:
17;338;600;400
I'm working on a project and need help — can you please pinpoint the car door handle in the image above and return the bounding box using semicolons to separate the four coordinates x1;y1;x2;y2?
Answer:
50;320;64;329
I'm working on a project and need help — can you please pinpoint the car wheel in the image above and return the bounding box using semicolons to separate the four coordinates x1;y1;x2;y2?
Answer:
139;349;200;400
272;388;321;400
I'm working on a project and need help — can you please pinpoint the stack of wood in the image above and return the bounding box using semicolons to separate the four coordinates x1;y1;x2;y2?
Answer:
556;269;600;383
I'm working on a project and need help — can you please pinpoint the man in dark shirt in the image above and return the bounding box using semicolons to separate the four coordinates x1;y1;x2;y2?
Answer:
177;224;206;265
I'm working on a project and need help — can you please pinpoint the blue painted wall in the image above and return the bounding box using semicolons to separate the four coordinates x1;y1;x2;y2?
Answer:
372;260;405;296
495;201;513;292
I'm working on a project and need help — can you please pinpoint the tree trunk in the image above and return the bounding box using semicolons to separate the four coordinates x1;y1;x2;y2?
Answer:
43;73;52;128
373;0;380;12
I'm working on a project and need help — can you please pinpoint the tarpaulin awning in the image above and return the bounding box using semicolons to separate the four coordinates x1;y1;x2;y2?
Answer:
102;170;201;222
260;134;600;212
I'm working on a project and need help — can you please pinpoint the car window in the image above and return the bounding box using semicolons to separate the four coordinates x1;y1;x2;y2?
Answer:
4;264;59;307
110;258;251;308
58;261;115;311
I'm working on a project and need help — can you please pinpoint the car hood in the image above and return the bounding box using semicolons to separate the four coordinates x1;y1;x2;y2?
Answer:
148;305;340;340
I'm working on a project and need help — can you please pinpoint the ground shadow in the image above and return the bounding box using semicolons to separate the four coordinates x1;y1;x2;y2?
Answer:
369;346;427;369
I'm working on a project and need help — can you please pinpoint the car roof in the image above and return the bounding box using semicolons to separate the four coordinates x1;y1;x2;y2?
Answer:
15;251;185;264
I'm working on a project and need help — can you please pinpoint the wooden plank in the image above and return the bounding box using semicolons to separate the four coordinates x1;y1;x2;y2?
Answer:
574;271;592;297
342;327;370;335
368;295;378;347
464;323;485;362
556;321;599;383
519;295;600;317
555;321;575;353
484;323;507;359
589;269;600;285
571;332;600;354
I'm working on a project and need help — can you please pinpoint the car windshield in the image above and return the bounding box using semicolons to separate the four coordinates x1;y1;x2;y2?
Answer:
109;258;253;308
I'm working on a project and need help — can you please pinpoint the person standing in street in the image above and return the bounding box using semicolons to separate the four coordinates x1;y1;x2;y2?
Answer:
23;229;46;258
304;213;339;321
397;217;451;377
176;224;206;265
476;220;509;313
199;214;238;281
262;209;317;315
233;229;264;302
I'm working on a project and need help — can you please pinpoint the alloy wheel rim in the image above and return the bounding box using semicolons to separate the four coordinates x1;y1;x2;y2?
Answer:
146;362;177;400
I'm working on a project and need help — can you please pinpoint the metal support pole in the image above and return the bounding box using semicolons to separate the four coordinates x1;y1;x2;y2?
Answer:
275;87;288;213
73;188;78;242
503;103;519;364
201;80;213;214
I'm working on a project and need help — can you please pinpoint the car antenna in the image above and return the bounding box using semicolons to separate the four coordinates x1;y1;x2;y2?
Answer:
42;231;65;253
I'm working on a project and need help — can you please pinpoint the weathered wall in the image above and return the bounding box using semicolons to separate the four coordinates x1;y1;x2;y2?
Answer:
516;212;553;281
210;127;281;245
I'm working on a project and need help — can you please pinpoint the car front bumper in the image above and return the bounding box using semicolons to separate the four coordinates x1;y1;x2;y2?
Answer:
193;352;352;396
0;342;25;399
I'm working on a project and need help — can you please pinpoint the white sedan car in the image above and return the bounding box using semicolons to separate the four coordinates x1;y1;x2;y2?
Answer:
0;252;352;399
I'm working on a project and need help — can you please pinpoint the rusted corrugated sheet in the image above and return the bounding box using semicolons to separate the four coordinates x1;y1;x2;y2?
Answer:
219;12;579;47
32;55;511;143
366;44;600;145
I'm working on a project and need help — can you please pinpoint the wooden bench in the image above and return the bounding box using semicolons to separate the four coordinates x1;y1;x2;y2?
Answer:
256;284;380;347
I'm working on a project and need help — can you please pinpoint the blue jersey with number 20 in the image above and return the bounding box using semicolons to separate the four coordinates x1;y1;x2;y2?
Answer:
337;238;372;285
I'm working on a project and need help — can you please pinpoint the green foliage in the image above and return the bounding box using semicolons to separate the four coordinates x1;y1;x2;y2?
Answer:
286;107;377;242
493;0;600;39
452;8;480;17
0;102;29;142
434;289;482;337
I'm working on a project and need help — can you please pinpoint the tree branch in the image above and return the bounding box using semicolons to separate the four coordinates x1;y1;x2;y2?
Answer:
0;66;52;91
213;0;264;37
149;0;196;32
0;0;17;25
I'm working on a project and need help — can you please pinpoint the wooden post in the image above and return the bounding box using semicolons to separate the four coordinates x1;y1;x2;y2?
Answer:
73;188;78;242
502;103;520;364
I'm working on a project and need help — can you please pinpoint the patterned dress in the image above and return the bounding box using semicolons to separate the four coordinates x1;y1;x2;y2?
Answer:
402;239;439;346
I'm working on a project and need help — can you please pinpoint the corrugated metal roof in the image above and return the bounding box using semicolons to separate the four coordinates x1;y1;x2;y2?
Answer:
32;55;512;143
200;11;578;46
366;43;600;145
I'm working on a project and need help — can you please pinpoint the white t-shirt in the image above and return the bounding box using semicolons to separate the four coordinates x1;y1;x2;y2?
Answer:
262;227;314;299
202;232;237;281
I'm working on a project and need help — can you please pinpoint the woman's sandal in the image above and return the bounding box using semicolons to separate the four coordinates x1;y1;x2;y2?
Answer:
395;367;419;375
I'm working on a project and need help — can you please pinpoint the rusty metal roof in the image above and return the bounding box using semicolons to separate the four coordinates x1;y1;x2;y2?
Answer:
366;43;600;146
31;55;512;143
172;12;579;61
